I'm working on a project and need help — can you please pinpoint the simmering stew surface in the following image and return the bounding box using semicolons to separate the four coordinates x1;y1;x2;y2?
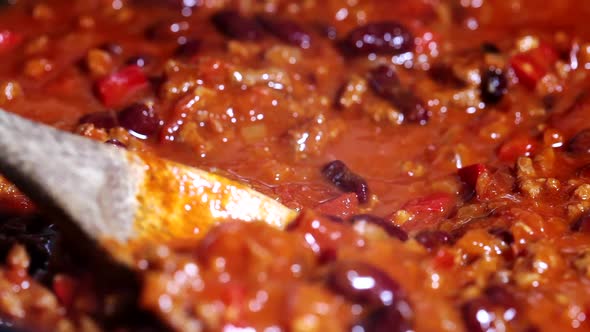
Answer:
2;0;590;331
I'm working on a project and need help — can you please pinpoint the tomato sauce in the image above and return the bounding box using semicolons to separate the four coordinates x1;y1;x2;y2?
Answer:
2;0;590;331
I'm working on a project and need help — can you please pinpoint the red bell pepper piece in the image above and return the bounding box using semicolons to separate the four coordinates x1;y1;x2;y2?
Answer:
510;41;558;89
96;65;148;107
400;192;456;231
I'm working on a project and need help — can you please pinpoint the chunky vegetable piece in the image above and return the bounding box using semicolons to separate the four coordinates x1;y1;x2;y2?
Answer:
95;65;148;107
2;1;590;332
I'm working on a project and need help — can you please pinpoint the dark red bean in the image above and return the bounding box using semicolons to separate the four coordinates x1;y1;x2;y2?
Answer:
484;285;517;309
328;261;403;307
340;21;413;56
461;288;519;332
257;16;312;49
319;248;338;265
542;94;557;110
174;39;201;58
481;42;501;54
126;55;151;68
104;139;126;148
78;111;118;129
368;65;429;124
117;103;161;138
368;65;401;96
461;298;495;332
480;67;507;105
571;212;590;232
212;10;265;41
428;63;466;88
322;160;370;203
488;227;514;244
351;306;412;332
145;20;191;44
414;230;451;250
458;163;487;191
316;23;338;40
349;214;408;241
567;129;590;154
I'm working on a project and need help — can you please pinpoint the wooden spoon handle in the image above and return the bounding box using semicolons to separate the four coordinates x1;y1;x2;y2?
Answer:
0;109;297;265
0;109;141;241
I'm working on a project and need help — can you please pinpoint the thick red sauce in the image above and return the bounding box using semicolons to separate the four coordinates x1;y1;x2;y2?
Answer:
2;0;590;331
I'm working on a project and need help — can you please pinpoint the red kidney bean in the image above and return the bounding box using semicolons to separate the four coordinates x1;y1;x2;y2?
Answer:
368;65;429;124
428;63;467;88
461;286;519;332
488;227;514;245
117;103;161;138
321;160;370;203
327;261;404;307
340;21;413;56
481;42;501;54
257;16;312;49
212;10;265;41
351;305;413;332
349;214;408;241
480;67;507;105
484;285;517;309
568;129;590;154
461;298;496;332
571;212;590;232
174;39;201;58
145;19;191;44
458;163;488;192
316;23;338;40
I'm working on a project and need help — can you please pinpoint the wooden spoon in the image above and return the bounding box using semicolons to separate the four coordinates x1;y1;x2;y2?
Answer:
0;109;297;266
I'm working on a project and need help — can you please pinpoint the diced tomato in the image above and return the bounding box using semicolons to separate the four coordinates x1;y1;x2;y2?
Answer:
458;163;488;191
529;42;559;70
95;65;148;107
402;192;456;216
510;54;546;89
0;30;23;54
399;192;456;231
510;41;558;89
53;275;78;308
497;135;538;163
314;192;359;219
